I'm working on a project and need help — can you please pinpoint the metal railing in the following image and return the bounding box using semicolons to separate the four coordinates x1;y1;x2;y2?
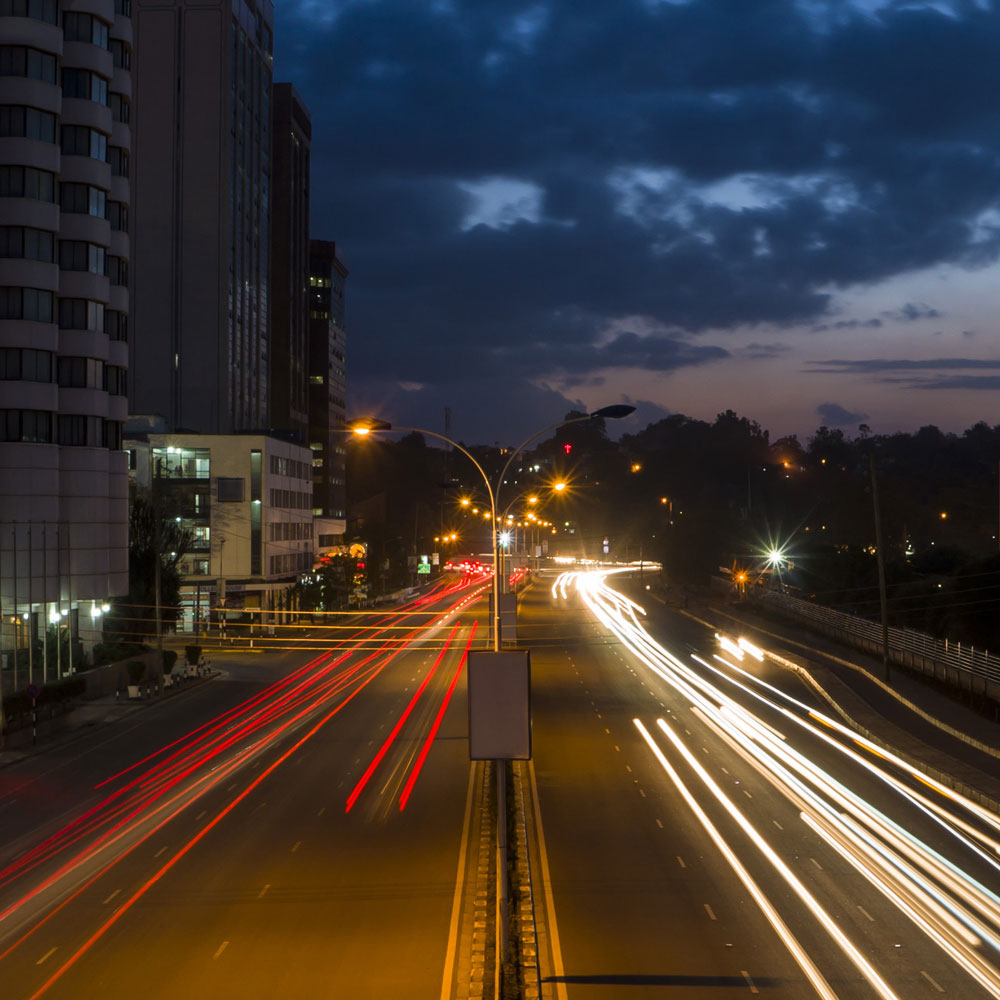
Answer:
756;589;1000;698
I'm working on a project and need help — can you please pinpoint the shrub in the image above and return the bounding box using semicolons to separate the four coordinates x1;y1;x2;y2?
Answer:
93;641;148;666
184;644;202;665
162;649;178;674
126;660;146;685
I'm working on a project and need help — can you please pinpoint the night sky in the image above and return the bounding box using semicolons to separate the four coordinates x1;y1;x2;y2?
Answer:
274;0;1000;445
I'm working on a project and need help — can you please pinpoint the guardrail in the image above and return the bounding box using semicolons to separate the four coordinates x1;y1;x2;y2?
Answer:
756;589;1000;703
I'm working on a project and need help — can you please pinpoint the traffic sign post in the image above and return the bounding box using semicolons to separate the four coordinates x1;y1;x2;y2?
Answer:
27;682;39;745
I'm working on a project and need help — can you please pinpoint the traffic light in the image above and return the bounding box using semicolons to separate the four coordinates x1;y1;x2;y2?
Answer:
563;442;572;455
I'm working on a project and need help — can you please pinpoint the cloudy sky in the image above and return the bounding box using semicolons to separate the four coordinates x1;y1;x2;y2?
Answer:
274;0;1000;445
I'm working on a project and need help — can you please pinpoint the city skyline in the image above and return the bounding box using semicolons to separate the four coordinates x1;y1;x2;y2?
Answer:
274;0;1000;444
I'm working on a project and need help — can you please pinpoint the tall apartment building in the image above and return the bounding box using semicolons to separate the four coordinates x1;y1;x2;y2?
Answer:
307;239;347;544
268;82;309;443
0;0;132;670
131;0;274;434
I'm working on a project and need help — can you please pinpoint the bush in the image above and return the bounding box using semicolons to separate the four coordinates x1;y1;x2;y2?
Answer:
93;640;148;666
2;676;86;719
162;649;178;674
126;660;146;685
184;644;202;665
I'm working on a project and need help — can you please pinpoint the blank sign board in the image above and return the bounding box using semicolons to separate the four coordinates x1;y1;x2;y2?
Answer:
467;650;531;760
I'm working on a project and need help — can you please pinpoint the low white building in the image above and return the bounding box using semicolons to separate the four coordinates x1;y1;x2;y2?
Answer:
126;430;315;632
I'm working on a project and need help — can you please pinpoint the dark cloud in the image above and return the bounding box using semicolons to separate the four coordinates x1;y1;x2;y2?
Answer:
807;357;1000;374
881;302;942;322
741;342;792;359
816;402;869;427
915;375;1000;390
272;0;1000;438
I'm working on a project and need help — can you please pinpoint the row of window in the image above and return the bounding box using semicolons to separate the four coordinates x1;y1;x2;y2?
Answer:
0;348;127;394
0;0;58;25
0;232;128;275
268;488;311;510
0;409;123;447
0;165;55;200
0;45;57;84
0;289;128;339
269;454;310;481
0;97;131;146
269;552;312;576
269;521;312;541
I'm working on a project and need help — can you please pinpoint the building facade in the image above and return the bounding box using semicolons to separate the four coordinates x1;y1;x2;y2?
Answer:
126;430;313;631
131;0;273;434
268;82;309;443
307;239;347;547
1;0;132;673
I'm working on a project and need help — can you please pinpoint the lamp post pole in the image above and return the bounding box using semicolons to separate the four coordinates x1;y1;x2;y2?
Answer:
348;404;635;978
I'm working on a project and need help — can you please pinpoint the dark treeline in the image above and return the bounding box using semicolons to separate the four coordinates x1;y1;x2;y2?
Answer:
346;413;1000;650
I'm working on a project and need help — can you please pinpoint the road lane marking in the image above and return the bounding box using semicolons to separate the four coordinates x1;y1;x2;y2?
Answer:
614;745;620;752
625;765;632;773
154;846;167;858
742;970;760;994
102;889;120;905
528;760;568;1000
639;788;646;797
656;819;663;828
258;884;270;898
920;971;945;992
857;905;874;922
291;841;300;853
743;790;752;799
809;858;823;871
317;807;325;817
773;820;783;830
677;856;686;868
604;728;610;734
721;767;729;774
227;782;237;791
196;810;206;820
213;941;229;960
704;903;717;920
36;947;57;965
440;765;477;1000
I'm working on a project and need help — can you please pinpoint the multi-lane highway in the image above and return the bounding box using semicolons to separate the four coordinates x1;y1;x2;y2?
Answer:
525;568;1000;999
0;574;491;999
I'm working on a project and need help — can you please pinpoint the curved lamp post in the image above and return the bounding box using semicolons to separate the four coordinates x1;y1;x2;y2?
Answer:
348;404;634;651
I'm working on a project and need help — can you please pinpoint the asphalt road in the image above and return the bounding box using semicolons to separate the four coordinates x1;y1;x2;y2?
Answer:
524;568;1000;999
0;576;490;1000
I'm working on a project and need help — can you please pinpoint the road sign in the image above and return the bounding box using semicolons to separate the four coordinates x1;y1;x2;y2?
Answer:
417;563;431;574
26;683;40;699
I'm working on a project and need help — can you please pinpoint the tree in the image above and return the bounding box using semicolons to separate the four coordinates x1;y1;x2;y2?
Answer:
104;493;192;642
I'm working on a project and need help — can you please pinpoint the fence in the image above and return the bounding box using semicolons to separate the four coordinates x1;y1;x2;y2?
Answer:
756;589;1000;704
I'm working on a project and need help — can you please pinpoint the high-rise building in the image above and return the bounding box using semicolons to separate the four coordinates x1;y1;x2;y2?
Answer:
268;82;310;443
0;0;132;667
131;0;274;434
307;240;347;543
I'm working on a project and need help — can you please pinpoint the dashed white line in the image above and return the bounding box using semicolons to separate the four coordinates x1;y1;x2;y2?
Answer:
36;947;57;965
614;745;620;752
857;905;874;922
317;807;325;817
196;810;207;821
742;790;752;799
154;846;167;858
741;970;759;995
213;941;229;960
291;841;301;853
920;970;945;993
704;903;717;921
677;856;686;869
772;820;783;831
639;789;646;798
625;765;632;773
103;889;120;905
655;819;663;829
258;884;270;898
809;857;823;871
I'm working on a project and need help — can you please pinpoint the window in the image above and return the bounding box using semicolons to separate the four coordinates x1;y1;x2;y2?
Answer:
114;0;132;16
0;409;53;442
62;12;109;48
110;39;130;69
59;182;106;217
105;254;127;286
59;240;105;274
0;226;54;262
103;364;126;395
0;165;55;200
0;348;52;381
109;145;128;176
61;125;108;161
58;413;102;446
152;447;210;479
0;286;52;321
58;298;103;330
61;68;109;105
217;477;244;502
0;105;56;142
106;201;128;232
103;419;121;449
104;309;127;341
57;356;103;388
109;93;130;123
0;46;57;84
0;0;58;25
